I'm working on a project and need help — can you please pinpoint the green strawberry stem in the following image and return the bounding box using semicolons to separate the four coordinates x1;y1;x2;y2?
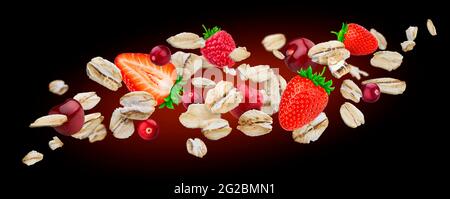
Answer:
298;66;335;95
331;23;348;42
159;76;185;109
202;25;221;40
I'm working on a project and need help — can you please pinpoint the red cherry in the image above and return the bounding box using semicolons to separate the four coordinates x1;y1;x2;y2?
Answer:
284;38;318;72
137;119;159;141
230;84;263;118
181;89;203;109
150;45;171;66
362;83;381;103
49;99;85;136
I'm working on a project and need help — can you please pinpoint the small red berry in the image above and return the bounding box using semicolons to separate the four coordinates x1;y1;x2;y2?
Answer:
150;45;171;66
137;119;160;141
284;38;317;72
362;83;381;103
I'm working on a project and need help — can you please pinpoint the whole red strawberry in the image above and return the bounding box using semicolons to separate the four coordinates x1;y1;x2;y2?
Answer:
279;67;334;131
332;23;378;56
200;25;236;68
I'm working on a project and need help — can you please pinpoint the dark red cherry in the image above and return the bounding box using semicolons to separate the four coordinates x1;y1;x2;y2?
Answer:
284;38;318;72
150;45;171;66
49;99;84;136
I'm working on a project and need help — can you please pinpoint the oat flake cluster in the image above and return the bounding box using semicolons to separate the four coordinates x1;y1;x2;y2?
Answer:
24;19;437;164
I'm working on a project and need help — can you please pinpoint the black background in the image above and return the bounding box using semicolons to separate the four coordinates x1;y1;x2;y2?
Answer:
4;2;448;197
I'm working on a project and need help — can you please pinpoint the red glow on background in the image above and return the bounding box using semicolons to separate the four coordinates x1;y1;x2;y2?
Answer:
24;17;411;174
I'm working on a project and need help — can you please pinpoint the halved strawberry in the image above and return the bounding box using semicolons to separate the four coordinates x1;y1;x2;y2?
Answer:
115;53;177;105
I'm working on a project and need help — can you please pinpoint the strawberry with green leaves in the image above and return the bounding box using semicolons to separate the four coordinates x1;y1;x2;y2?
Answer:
279;66;334;131
332;23;378;56
200;25;236;68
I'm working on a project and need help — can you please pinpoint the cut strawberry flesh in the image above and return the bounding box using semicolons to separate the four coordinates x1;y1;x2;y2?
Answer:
115;53;177;105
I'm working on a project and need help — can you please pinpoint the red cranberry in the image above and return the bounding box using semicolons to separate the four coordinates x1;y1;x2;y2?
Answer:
137;119;159;141
150;45;171;66
362;83;381;103
49;99;84;136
